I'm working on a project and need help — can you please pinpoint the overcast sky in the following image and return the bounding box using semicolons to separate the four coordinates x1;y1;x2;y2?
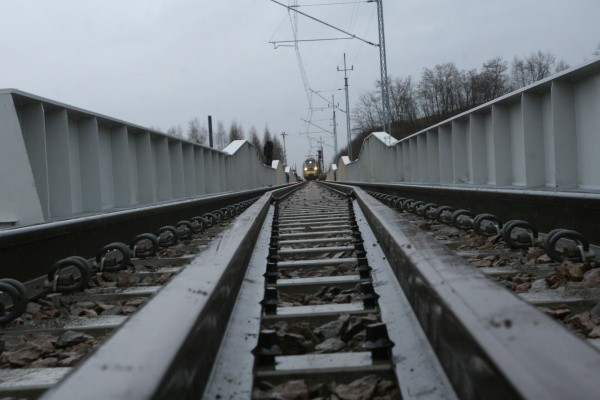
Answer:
1;0;599;170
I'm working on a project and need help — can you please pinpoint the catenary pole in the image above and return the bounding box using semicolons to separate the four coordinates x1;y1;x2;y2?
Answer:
280;131;288;164
376;0;391;135
338;53;354;160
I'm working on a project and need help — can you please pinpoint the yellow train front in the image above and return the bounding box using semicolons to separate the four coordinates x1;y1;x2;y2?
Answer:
303;158;320;180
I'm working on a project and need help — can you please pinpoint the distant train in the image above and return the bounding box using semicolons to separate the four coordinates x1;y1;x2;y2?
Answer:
303;158;320;180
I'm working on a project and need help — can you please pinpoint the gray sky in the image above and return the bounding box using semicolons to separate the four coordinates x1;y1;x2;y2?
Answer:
1;0;599;171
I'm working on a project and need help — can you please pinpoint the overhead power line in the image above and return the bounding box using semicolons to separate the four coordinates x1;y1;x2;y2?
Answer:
270;0;378;47
291;1;372;7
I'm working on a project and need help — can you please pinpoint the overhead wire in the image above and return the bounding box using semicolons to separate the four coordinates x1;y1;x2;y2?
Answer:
272;0;376;161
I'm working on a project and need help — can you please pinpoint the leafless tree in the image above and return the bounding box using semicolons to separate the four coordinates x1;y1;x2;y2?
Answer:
511;50;556;88
186;117;207;144
272;136;285;162
228;120;245;143
351;90;381;134
418;62;464;118
215;121;227;150
167;124;184;138
388;76;419;125
554;59;570;73
248;126;264;162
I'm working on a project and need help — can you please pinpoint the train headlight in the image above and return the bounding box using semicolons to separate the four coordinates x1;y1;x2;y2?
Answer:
303;167;308;171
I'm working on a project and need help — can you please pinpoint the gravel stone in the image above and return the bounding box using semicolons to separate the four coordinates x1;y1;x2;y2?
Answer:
566;264;584;281
25;302;42;315
313;319;348;340
315;338;346;353
5;349;40;366
278;333;315;355
30;357;59;368
253;379;309;400
55;331;94;349
334;375;379;400
529;279;548;292
74;301;96;309
591;302;600;319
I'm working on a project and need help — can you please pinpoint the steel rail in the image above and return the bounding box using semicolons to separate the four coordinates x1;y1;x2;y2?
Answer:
40;190;275;399
341;181;600;245
323;181;600;399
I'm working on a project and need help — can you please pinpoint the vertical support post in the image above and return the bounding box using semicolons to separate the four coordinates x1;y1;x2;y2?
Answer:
127;133;139;204
194;147;206;195
520;93;545;187
451;121;468;183
395;144;403;182
550;81;578;188
155;137;172;200
46;109;73;218
0;95;44;225
182;144;196;196
217;153;230;192
417;134;428;183
98;123;115;209
426;130;440;183
203;150;215;193
468;114;487;184
111;126;132;207
438;125;453;184
573;74;600;189
136;132;155;203
20;102;49;219
208;115;213;148
489;105;512;185
169;140;185;198
409;137;418;182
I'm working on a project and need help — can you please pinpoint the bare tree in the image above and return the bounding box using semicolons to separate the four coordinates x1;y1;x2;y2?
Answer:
262;126;273;148
186;117;207;144
554;59;570;73
351;90;381;134
167;125;184;138
418;62;464;118
388;76;419;126
228;120;245;143
248;126;264;162
511;50;556;88
479;57;510;101
272;136;285;162
215;121;227;150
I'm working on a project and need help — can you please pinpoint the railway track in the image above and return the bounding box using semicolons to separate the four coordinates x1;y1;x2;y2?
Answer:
362;188;600;346
0;195;261;398
1;182;599;399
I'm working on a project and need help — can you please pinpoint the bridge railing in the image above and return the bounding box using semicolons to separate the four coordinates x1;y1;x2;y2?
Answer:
335;58;600;191
0;89;286;228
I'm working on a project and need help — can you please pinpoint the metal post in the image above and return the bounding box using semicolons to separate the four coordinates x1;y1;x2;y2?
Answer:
208;115;213;148
331;95;338;159
280;131;288;165
338;53;354;160
377;0;391;135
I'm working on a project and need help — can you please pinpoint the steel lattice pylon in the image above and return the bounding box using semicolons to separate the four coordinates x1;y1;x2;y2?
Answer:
377;0;391;135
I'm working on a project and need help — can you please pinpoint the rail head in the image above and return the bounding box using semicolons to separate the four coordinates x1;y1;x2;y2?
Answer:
343;183;600;400
39;192;273;400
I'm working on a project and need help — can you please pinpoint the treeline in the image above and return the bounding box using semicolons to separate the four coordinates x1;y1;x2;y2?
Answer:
155;119;285;165
343;50;583;160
